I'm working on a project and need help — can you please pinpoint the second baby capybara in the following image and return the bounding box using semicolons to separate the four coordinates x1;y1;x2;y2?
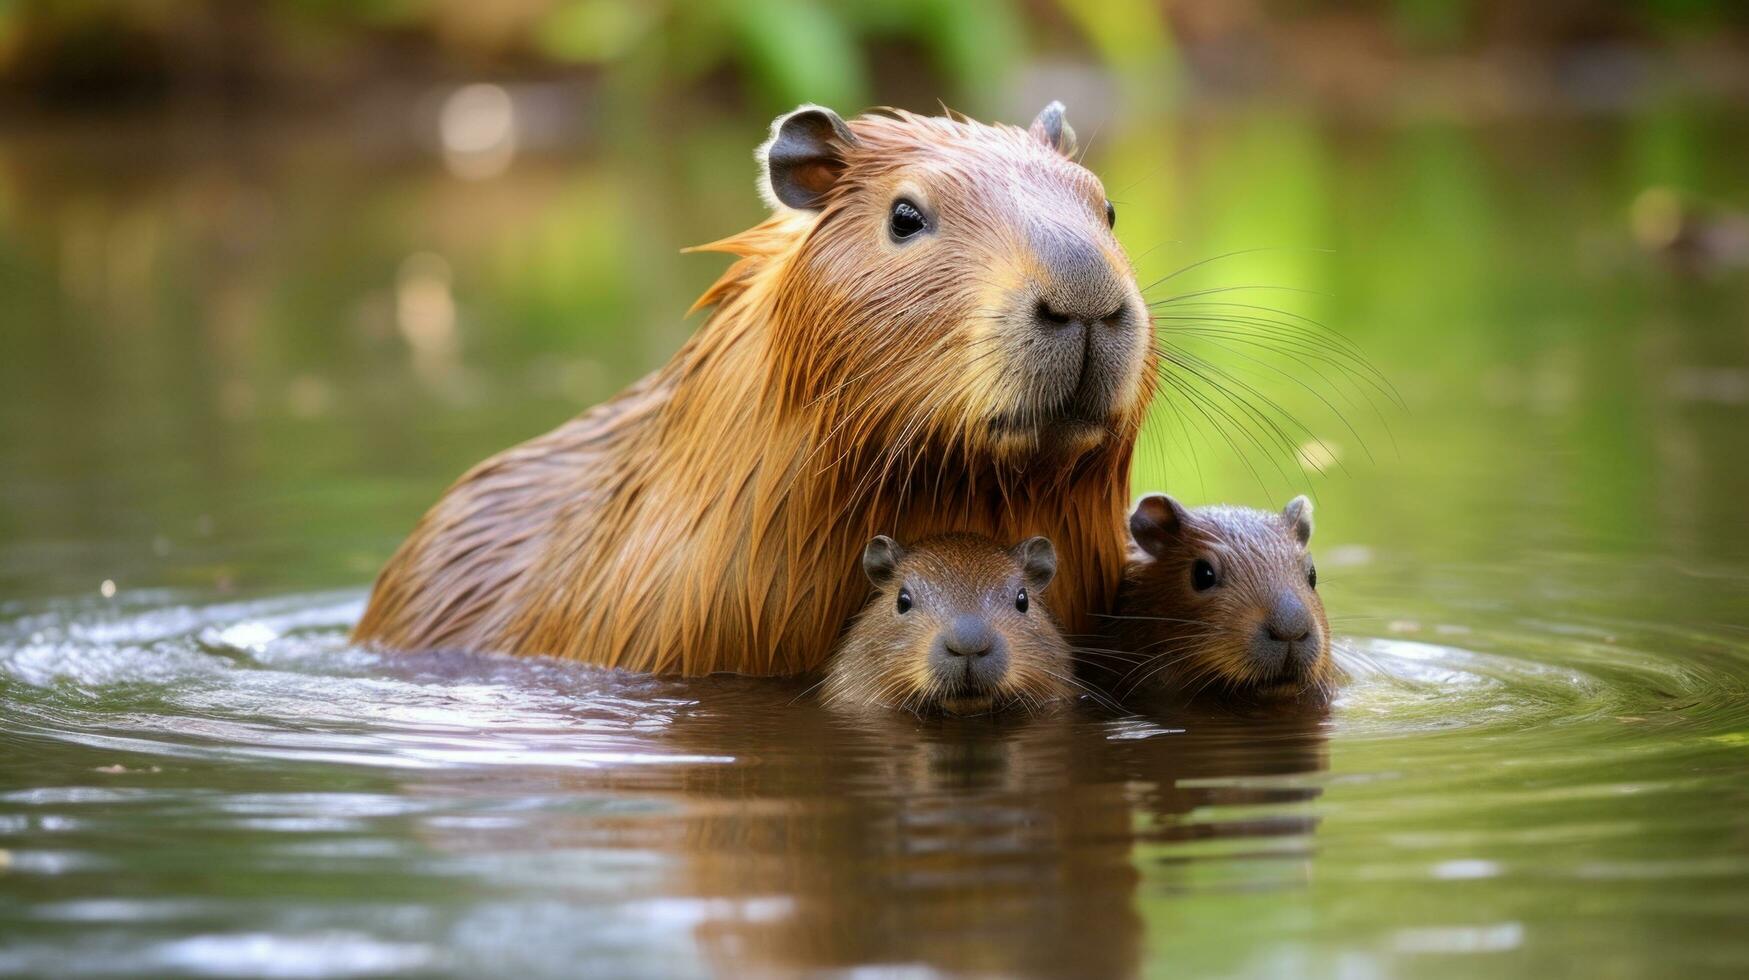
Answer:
1111;494;1336;702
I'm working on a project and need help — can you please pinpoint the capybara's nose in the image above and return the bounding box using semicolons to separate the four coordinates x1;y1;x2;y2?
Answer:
930;619;1011;690
1031;230;1128;328
1035;296;1127;330
1265;592;1313;643
1286;630;1322;670
942;615;996;657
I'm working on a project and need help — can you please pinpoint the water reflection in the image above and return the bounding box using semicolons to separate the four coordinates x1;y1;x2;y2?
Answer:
2;581;1747;977
393;670;1333;977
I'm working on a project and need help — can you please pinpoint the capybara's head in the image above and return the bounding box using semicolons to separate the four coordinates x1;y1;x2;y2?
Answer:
824;534;1074;715
748;103;1154;464
1117;495;1335;700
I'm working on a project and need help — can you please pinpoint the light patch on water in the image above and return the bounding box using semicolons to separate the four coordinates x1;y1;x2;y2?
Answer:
210;621;279;652
389;747;737;768
32;898;220;923
229;817;372;833
2;849;114;874
2;787;160;805
632;895;797;929
1104;718;1186;740
1430;859;1502;880
149;932;439;978
1392;922;1525;954
212;793;431;819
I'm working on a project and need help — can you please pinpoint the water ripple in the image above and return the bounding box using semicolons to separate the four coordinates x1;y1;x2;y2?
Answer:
0;588;1745;979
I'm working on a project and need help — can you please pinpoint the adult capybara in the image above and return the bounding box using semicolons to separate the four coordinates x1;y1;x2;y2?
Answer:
354;103;1156;674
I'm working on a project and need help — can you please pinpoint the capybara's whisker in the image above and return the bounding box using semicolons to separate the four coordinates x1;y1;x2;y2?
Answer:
1136;246;1333;295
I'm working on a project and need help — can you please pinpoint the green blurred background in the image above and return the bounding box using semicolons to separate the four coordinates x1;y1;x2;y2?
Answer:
0;0;1746;603
2;7;1748;978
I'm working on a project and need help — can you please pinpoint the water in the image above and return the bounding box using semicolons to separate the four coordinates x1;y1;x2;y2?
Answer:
2;105;1747;977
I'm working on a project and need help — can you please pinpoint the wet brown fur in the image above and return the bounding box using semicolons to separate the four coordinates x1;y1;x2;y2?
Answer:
353;108;1156;674
1113;503;1335;701
824;535;1074;715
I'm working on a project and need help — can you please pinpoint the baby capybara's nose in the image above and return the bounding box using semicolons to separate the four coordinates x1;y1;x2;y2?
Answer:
942;614;997;657
1252;592;1320;678
1031;230;1128;328
1265;592;1314;643
931;615;1011;690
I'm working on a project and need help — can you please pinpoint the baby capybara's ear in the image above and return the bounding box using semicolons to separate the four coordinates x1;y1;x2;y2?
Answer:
861;535;906;588
761;105;859;211
1282;495;1314;545
1129;493;1189;559
1010;536;1057;591
1028;101;1078;157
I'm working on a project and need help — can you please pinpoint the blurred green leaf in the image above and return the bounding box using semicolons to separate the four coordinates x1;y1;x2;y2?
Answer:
920;0;1023;105
727;0;867;111
536;0;661;64
1054;0;1172;70
1391;0;1469;47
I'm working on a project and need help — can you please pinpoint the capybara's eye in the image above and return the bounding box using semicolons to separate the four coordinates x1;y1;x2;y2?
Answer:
896;588;913;614
1105;200;1116;228
889;199;926;240
1015;588;1029;613
1191;558;1218;591
1307;563;1317;589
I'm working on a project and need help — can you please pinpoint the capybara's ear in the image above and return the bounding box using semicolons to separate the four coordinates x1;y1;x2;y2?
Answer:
761;105;859;211
1011;536;1057;591
862;535;906;588
1028;101;1078;157
1129;494;1188;559
1282;495;1314;545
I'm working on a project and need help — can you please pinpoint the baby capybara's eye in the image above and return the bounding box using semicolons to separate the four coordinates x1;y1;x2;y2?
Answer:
1307;563;1317;589
896;588;913;614
889;199;926;240
1105;200;1116;228
1015;588;1029;613
1191;558;1218;591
